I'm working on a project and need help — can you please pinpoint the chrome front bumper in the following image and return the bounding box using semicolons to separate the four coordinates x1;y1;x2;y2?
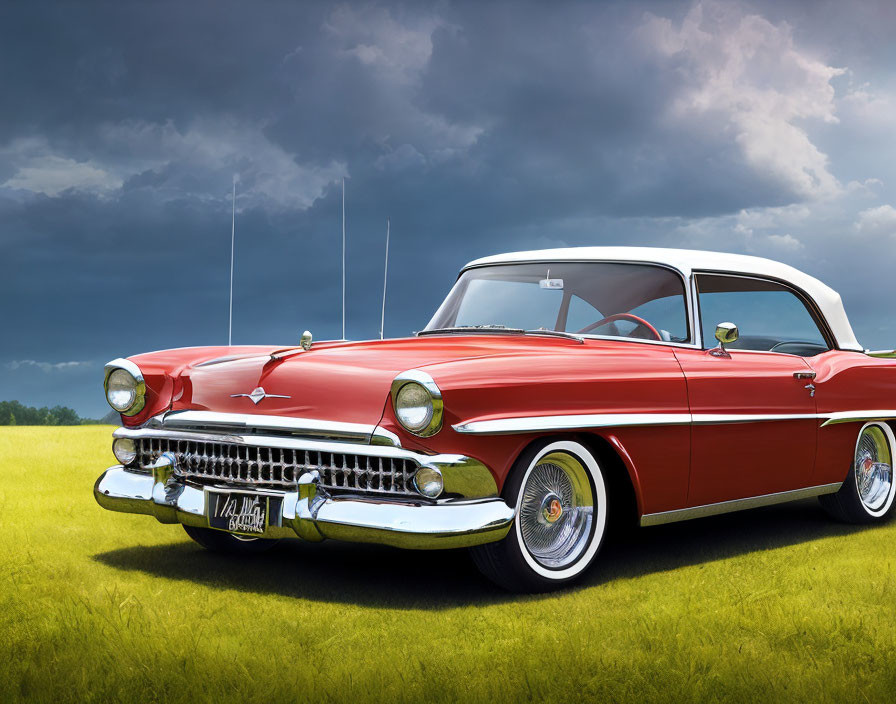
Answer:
94;465;514;550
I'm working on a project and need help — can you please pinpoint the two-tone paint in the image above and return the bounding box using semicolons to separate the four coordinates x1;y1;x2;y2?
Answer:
97;246;896;536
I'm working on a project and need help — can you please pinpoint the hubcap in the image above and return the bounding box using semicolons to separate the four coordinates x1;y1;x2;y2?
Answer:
539;493;564;524
519;452;594;569
855;425;894;513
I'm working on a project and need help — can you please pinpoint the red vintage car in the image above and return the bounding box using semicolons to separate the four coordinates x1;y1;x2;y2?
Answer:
95;247;896;591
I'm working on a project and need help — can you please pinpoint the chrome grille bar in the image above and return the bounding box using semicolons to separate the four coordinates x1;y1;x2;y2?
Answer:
135;436;420;496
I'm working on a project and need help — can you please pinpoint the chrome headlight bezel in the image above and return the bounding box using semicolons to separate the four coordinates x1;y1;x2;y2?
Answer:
390;370;443;437
103;358;146;417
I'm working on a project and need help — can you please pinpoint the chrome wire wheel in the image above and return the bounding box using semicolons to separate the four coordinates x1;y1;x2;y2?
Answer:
518;451;595;570
471;439;608;590
855;423;895;516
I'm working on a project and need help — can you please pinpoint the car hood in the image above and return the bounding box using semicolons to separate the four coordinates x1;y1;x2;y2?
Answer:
162;335;582;426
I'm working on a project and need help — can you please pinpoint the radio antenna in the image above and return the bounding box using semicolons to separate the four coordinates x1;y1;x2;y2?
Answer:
380;218;390;340
341;176;346;341
228;176;236;346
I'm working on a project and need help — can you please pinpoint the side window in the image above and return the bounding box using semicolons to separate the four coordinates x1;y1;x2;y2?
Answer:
696;274;829;356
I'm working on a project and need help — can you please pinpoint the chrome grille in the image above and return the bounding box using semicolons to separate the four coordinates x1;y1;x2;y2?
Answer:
136;437;420;496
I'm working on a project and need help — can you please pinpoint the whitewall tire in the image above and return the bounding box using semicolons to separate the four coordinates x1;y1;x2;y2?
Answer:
471;439;608;592
820;422;896;524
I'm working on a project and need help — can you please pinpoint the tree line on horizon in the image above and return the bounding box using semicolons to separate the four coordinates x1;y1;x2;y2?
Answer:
0;400;116;425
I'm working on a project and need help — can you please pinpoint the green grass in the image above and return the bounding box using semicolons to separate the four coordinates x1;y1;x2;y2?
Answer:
1;426;895;703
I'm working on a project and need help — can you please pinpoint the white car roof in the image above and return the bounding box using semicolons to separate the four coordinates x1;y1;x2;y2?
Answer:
464;246;862;351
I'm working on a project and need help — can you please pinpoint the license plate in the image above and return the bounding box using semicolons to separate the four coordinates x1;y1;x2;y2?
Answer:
207;491;269;535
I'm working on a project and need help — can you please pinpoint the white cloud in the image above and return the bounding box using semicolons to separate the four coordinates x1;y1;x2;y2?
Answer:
1;138;122;196
641;1;843;200
671;201;826;255
766;233;804;251
846;178;884;197
840;84;896;129
325;6;445;86
321;6;483;168
854;204;896;237
6;360;92;372
0;121;347;210
374;143;426;171
98;119;348;209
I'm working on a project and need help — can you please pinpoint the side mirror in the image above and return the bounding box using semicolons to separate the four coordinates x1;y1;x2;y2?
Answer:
711;322;738;357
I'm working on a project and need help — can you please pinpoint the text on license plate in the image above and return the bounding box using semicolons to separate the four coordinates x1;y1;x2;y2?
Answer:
207;491;268;535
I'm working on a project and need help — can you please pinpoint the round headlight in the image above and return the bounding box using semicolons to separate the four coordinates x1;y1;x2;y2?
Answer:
391;370;443;437
112;437;137;466
106;369;138;412
104;359;146;416
414;466;444;498
395;382;433;432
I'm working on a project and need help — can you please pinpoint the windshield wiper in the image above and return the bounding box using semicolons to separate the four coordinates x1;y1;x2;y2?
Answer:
416;326;584;343
523;329;584;343
416;325;525;336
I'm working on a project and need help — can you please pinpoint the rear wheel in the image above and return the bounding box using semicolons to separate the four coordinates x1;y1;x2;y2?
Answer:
820;422;896;523
183;525;280;555
471;440;608;592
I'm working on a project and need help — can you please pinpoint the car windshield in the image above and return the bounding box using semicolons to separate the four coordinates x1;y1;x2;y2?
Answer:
426;261;691;343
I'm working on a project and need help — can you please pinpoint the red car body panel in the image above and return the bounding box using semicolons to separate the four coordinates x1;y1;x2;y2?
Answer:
406;337;691;514
119;332;896;521
122;336;692;515
673;348;818;505
100;246;896;554
809;351;896;486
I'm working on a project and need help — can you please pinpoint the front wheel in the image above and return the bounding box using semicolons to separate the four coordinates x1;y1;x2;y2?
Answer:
820;422;896;523
471;440;608;592
183;525;280;555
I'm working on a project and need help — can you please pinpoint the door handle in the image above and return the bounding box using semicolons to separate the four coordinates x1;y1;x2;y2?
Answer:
793;371;816;380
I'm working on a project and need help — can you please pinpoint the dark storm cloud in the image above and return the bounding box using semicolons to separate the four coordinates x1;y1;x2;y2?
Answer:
3;0;896;416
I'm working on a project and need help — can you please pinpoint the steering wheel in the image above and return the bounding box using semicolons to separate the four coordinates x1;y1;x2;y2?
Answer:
577;313;662;340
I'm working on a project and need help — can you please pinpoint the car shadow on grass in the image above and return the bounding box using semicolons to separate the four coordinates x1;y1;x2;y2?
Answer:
93;499;876;609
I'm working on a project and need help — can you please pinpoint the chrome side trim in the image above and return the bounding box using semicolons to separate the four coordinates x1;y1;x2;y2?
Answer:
454;411;896;435
453;413;692;435
820;411;896;427
640;483;843;527
690;413;820;425
371;426;402;447
155;410;391;445
866;349;896;358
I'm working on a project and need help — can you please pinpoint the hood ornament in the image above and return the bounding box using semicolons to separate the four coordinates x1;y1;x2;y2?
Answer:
300;330;313;351
230;387;290;405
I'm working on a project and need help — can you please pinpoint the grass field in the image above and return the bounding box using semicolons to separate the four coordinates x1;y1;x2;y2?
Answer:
1;426;895;703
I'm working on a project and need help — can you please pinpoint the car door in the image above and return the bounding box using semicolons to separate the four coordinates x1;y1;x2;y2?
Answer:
674;273;828;507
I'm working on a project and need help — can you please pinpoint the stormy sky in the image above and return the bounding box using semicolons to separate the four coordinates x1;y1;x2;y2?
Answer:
4;0;896;417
